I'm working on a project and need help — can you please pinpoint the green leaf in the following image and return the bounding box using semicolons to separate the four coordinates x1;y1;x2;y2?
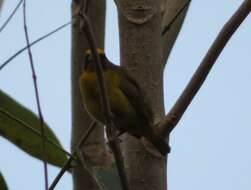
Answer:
0;171;8;190
0;89;68;168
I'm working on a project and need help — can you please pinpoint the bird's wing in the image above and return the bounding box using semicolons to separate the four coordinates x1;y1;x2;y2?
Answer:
117;67;154;124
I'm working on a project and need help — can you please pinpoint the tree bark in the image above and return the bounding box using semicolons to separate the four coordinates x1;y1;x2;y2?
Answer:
117;1;166;190
0;0;3;12
117;0;189;189
71;1;106;189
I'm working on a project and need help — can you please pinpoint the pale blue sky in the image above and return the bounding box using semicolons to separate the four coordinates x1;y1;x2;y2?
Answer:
0;0;251;190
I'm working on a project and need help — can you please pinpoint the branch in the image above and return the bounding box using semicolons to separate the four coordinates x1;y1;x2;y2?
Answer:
161;0;191;36
0;0;23;33
48;157;73;190
159;0;251;137
161;0;191;66
49;122;96;190
0;21;71;71
22;1;48;189
78;5;130;190
76;149;105;190
0;0;3;11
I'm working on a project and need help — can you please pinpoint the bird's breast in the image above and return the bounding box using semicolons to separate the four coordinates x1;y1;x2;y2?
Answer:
79;70;121;123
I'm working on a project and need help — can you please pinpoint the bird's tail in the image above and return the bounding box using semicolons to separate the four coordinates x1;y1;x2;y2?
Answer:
146;133;170;156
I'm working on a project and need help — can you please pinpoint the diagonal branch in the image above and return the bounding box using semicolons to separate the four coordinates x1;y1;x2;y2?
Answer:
0;0;24;33
76;148;105;190
0;21;71;71
22;1;48;189
159;0;251;138
49;157;73;190
78;4;130;190
49;122;96;190
161;0;191;36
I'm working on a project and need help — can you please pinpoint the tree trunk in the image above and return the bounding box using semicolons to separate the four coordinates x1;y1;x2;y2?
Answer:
117;1;166;190
117;0;189;189
71;1;106;189
0;0;3;11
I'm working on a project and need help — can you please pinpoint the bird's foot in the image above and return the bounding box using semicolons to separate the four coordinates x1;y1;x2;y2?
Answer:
140;138;166;158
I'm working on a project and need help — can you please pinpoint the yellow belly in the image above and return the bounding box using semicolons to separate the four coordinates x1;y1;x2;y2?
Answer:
79;70;136;124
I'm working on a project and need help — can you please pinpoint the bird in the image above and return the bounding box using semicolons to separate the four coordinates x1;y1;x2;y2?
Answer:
79;48;169;155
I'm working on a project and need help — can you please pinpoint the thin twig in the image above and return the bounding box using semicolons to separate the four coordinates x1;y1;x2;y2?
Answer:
159;0;251;137
49;122;96;190
0;108;74;158
161;0;191;36
79;0;89;14
77;121;97;148
79;19;112;124
48;157;73;190
0;21;72;71
76;149;104;190
22;1;48;189
79;11;130;190
0;0;24;33
107;139;129;189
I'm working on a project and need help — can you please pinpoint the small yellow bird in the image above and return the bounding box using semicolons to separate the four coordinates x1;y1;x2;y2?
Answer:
79;49;169;155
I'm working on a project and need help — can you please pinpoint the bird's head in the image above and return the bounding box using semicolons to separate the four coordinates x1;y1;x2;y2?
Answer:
84;48;108;71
